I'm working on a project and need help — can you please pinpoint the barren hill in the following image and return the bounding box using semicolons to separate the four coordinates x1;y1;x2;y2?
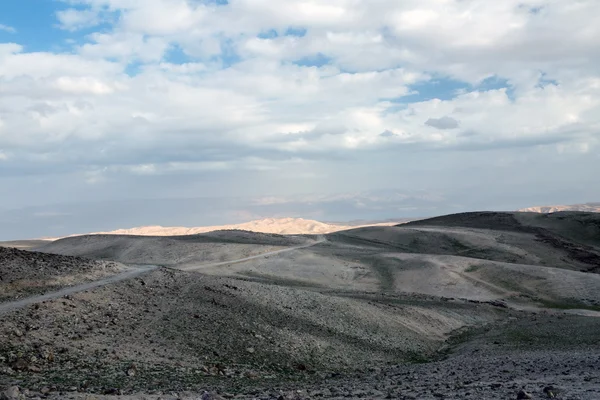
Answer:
0;246;122;301
39;230;308;267
70;217;402;238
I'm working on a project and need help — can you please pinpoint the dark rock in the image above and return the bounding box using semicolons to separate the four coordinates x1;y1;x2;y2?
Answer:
11;358;29;371
0;386;24;400
517;389;532;399
126;363;137;377
543;386;558;398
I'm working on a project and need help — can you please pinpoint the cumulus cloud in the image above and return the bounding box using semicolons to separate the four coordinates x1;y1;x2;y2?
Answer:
56;9;102;31
425;116;460;130
379;130;398;138
0;0;599;230
0;24;16;33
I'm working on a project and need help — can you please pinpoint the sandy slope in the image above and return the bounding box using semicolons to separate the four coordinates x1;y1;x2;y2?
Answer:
53;218;402;239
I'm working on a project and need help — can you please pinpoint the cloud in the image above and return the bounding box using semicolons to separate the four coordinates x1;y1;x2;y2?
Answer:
0;24;16;33
0;0;599;233
425;116;460;130
56;9;102;31
379;130;398;137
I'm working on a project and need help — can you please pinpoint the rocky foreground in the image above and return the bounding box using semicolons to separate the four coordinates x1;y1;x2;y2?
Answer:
2;279;599;400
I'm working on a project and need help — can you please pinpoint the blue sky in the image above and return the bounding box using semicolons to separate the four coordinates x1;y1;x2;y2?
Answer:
1;0;78;51
0;0;599;238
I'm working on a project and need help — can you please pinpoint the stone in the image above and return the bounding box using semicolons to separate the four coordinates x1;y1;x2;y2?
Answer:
11;358;28;371
543;386;558;398
127;363;137;377
1;386;25;400
244;370;259;379
41;349;54;362
27;365;41;373
517;390;532;399
201;392;226;400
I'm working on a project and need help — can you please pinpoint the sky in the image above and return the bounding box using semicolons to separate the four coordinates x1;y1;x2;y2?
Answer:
0;0;599;239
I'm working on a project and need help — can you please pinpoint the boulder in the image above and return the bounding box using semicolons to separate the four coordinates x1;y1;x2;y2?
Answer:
517;389;532;399
1;386;25;400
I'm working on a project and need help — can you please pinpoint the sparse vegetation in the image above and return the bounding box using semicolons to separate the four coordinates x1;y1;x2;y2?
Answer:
465;264;482;273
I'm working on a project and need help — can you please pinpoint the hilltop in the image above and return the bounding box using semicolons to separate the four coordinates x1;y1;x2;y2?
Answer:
47;217;404;239
519;202;600;213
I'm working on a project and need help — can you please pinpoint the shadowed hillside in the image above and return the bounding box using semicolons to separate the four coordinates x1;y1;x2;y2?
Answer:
0;246;122;301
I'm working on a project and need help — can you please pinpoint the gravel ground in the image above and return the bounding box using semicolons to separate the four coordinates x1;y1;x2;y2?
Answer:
4;315;600;399
0;246;122;302
2;212;600;399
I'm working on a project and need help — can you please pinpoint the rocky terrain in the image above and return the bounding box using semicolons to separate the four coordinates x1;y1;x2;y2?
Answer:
0;246;122;302
2;211;600;399
519;202;600;213
38;231;308;268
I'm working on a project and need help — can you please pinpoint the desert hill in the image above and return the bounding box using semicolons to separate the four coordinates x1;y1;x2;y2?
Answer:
519;202;600;213
3;211;600;399
39;230;308;267
38;211;600;308
78;217;403;238
0;246;122;302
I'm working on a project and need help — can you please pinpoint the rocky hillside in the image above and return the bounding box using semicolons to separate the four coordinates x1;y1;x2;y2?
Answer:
3;212;600;399
0;246;122;301
37;231;308;267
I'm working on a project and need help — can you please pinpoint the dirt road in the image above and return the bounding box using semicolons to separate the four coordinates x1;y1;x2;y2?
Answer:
0;265;158;316
176;238;326;271
0;239;326;316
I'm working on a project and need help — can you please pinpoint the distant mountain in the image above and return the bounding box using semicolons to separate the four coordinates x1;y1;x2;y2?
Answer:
519;202;600;213
0;189;448;240
73;217;403;237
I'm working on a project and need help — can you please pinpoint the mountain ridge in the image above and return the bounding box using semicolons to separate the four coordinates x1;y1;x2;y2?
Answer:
54;217;405;239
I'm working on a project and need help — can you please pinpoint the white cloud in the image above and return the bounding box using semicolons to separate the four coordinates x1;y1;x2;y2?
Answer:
79;32;170;62
0;24;16;33
0;0;599;213
56;8;102;31
425;116;460;130
0;43;22;56
52;76;121;94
